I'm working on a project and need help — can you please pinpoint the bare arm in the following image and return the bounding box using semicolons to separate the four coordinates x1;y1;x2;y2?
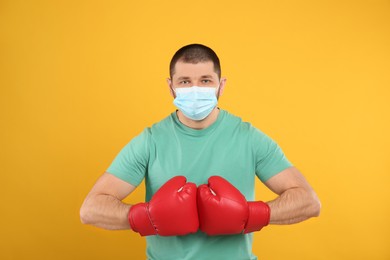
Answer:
80;172;137;230
264;166;321;225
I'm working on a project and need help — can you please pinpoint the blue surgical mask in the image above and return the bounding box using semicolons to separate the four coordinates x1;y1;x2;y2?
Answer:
173;86;219;121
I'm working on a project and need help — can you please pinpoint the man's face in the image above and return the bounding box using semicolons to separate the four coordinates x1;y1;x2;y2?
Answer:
167;61;226;97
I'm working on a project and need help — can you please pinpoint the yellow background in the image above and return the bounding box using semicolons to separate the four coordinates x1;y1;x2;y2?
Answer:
1;0;389;259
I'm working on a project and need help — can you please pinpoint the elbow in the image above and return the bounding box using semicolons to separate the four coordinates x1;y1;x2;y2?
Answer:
80;201;93;225
311;200;321;218
79;207;89;225
309;192;321;218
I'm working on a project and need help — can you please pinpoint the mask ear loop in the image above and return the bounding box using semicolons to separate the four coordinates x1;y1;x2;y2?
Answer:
216;82;222;100
170;86;177;98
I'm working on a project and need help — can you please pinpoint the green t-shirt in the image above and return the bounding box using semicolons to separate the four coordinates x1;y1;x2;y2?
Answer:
107;109;292;260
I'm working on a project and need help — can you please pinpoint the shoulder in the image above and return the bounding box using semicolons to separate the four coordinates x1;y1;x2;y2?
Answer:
221;109;264;134
220;109;246;128
149;112;176;135
221;110;277;152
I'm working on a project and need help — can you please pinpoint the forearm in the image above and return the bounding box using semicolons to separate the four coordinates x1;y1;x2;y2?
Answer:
80;194;131;230
267;187;321;225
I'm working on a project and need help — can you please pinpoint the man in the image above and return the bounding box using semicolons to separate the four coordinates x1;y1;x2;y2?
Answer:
80;44;321;259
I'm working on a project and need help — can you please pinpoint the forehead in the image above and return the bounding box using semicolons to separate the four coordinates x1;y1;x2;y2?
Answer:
172;61;217;80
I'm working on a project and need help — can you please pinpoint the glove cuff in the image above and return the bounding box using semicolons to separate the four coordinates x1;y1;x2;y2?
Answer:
244;201;270;233
128;203;157;236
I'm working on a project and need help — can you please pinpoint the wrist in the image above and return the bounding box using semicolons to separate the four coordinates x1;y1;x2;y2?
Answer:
244;201;270;233
128;203;157;236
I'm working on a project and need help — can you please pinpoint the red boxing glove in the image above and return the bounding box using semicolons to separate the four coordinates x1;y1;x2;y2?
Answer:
198;176;270;235
128;176;198;236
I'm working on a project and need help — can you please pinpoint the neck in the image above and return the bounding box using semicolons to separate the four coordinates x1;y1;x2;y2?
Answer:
177;107;220;130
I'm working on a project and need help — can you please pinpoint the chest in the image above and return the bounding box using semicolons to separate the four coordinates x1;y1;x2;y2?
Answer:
146;133;256;199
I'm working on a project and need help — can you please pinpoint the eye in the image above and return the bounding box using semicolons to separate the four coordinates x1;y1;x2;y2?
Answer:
201;79;212;84
179;80;190;85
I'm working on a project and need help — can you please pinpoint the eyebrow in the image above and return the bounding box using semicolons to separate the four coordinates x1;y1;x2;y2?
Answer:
176;75;214;80
176;76;191;80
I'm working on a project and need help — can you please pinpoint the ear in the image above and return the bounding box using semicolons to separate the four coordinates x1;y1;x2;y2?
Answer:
218;77;227;97
167;78;175;98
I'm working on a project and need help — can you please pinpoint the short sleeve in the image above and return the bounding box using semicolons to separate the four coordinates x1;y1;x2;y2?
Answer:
106;128;151;186
252;127;293;182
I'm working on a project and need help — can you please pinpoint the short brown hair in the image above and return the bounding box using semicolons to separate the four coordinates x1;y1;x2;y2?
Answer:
169;44;221;79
